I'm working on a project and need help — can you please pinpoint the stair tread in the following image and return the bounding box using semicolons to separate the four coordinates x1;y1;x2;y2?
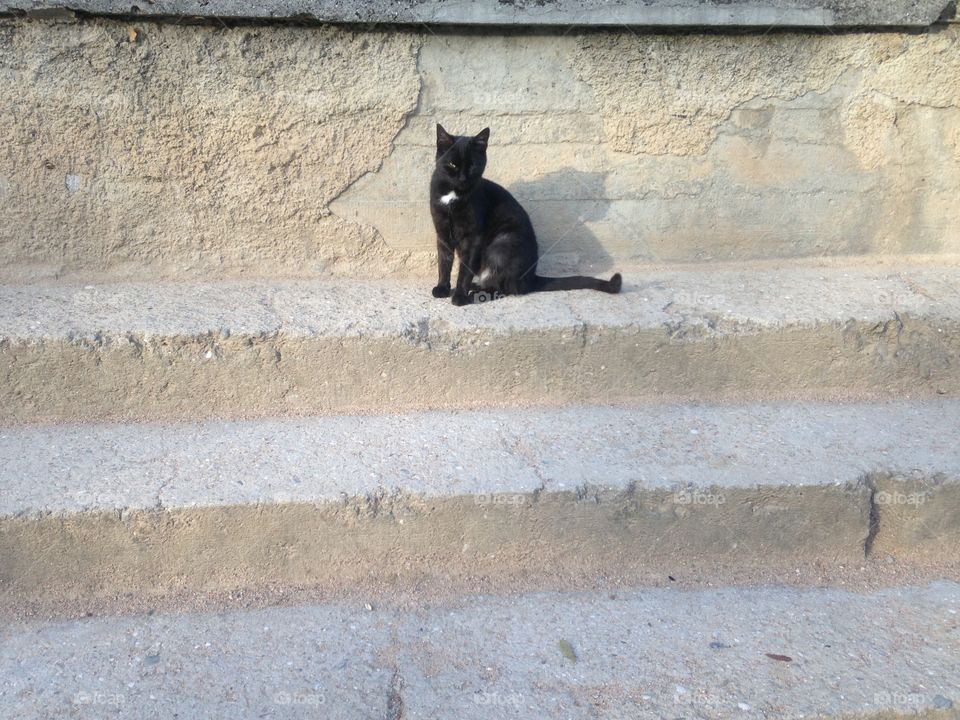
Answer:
2;264;959;341
3;582;959;719
3;265;959;424
3;398;958;517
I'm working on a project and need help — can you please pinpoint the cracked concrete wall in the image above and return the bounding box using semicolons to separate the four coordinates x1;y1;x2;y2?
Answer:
0;18;421;281
1;18;958;282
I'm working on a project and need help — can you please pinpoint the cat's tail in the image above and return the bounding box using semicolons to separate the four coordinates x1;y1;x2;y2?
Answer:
532;272;622;294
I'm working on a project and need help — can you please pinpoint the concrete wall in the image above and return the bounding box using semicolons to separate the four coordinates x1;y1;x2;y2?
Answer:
1;17;959;282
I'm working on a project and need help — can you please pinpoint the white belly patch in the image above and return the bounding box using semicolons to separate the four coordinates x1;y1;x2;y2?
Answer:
439;191;458;206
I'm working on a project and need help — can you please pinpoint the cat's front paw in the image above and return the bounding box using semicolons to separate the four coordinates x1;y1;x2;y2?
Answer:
432;284;451;298
451;292;470;306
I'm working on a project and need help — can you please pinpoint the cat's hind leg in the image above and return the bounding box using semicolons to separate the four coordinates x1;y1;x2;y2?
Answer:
471;234;525;301
452;242;483;306
465;271;504;303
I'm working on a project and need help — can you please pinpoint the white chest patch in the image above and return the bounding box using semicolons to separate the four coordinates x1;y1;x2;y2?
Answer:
439;191;458;206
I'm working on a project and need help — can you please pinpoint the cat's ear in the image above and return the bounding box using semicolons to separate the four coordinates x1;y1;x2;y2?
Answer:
436;124;455;155
473;127;490;149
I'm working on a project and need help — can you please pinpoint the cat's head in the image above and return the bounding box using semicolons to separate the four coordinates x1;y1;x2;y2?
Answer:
435;124;489;193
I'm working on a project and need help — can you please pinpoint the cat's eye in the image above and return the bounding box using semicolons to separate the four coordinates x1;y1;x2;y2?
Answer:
446;162;458;171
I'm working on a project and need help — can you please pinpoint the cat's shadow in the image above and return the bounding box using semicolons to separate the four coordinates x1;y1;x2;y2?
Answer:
508;168;616;276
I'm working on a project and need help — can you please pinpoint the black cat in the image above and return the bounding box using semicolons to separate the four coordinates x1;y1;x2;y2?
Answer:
430;124;622;306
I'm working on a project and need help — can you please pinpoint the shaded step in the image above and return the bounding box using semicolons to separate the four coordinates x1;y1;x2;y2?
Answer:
2;265;959;423
2;399;957;612
2;583;959;719
4;0;954;26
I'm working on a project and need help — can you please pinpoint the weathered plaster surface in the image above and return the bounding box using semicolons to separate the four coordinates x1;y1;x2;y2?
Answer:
1;18;958;280
0;18;421;281
338;27;960;271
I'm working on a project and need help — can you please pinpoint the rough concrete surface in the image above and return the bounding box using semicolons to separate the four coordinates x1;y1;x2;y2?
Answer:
1;18;958;281
869;472;960;561
0;18;420;282
1;266;959;423
1;398;957;608
6;399;959;516
338;27;960;267
2;0;955;26
2;583;959;719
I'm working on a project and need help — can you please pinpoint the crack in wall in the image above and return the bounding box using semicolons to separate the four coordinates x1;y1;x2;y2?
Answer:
328;39;425;213
3;16;958;278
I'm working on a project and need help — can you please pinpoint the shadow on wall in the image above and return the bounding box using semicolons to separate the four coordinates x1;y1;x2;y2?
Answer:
508;168;616;275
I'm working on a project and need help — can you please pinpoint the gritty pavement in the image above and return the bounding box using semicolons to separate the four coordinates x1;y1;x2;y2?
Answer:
3;266;959;342
2;583;958;719
2;398;958;516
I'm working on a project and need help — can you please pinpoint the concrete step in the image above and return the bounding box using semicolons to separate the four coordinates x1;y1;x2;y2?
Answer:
3;583;959;719
2;399;958;614
2;264;959;423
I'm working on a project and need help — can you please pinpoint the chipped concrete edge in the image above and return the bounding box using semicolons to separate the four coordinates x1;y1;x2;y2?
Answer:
1;472;956;612
0;480;874;604
3;313;960;424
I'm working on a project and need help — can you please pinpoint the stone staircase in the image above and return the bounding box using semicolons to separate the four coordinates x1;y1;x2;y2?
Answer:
3;267;959;718
2;9;960;720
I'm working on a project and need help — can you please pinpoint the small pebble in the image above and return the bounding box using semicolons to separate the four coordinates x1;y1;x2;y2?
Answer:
933;695;953;709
